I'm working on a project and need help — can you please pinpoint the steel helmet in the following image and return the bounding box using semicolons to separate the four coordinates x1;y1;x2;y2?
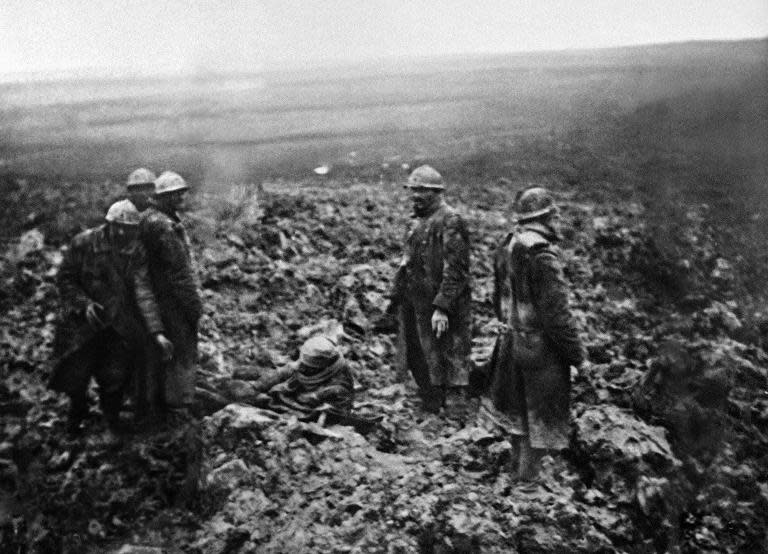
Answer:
404;165;445;190
105;199;141;225
299;335;339;370
126;167;156;188
154;171;188;195
514;186;557;222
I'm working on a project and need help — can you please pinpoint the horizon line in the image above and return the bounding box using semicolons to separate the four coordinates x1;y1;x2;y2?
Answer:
1;35;766;85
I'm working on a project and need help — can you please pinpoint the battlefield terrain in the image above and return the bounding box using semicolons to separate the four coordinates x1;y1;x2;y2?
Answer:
1;39;768;552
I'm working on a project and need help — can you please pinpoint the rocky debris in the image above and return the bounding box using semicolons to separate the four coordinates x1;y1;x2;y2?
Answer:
1;181;767;553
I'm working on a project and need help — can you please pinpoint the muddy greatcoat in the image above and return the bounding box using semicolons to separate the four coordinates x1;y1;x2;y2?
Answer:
483;222;582;450
269;356;355;413
140;207;202;408
391;199;471;389
50;225;164;417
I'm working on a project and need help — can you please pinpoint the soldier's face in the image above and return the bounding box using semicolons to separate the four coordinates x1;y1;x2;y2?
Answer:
158;189;188;211
127;186;152;211
410;188;439;212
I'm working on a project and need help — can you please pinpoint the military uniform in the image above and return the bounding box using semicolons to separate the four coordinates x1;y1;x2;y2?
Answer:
269;357;355;413
391;199;472;394
483;221;582;450
140;207;202;409
266;336;355;413
50;224;164;428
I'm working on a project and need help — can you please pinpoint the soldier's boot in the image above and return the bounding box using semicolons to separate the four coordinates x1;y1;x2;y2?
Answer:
421;386;445;414
166;406;194;428
67;392;89;435
518;440;547;480
99;389;127;434
445;386;472;421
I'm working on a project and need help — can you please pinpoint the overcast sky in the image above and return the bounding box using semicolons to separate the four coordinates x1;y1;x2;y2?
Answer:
2;0;767;76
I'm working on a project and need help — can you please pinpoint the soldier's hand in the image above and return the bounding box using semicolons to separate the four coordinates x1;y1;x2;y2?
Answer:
431;308;449;338
154;333;174;361
85;301;106;329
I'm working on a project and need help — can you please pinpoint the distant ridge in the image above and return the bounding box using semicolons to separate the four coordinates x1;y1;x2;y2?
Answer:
1;37;765;86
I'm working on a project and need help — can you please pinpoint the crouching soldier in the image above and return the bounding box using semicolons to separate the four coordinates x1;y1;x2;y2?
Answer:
140;171;202;423
480;186;583;479
266;336;354;414
50;200;173;434
385;165;472;413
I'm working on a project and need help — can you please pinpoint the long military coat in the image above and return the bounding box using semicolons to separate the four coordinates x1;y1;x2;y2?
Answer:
391;199;471;389
50;225;164;387
140;207;202;407
484;221;582;450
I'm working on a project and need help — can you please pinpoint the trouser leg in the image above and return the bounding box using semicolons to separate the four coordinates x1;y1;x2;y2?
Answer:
52;343;100;434
517;438;547;480
93;333;132;432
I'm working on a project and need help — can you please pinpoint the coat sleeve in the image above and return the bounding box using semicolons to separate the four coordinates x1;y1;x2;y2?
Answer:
433;212;470;313
314;368;354;410
132;244;165;335
151;218;203;324
388;261;407;308
530;249;584;367
57;242;90;314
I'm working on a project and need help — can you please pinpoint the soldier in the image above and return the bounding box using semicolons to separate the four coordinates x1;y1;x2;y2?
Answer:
481;186;583;479
140;171;202;422
384;165;471;413
49;200;173;433
265;335;355;414
125;167;156;212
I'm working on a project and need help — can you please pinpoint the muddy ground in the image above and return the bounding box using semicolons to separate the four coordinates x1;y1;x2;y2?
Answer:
1;177;767;553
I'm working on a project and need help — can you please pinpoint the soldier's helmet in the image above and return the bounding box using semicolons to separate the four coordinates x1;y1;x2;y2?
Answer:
404;165;445;190
154;171;189;195
299;335;340;371
126;167;156;188
514;186;557;222
105;199;141;225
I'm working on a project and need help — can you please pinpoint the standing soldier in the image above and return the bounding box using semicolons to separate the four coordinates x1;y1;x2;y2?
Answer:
125;167;156;212
385;165;471;413
482;186;583;479
125;167;157;420
49;200;173;434
141;171;202;423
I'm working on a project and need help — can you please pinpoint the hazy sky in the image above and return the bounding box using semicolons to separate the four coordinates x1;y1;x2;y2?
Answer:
2;0;767;75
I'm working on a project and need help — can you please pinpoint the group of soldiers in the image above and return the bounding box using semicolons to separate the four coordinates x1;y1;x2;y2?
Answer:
382;164;583;479
48;163;582;479
49;169;201;433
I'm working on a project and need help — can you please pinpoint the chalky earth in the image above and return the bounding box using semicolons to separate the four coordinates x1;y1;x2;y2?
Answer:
1;179;767;553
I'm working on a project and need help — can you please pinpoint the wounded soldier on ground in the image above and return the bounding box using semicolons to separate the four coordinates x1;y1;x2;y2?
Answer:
49;200;173;434
262;336;354;415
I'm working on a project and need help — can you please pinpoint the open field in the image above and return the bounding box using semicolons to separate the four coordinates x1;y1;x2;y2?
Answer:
2;40;768;553
2;39;766;185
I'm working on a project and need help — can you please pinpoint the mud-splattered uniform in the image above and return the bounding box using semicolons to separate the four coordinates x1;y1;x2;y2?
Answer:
390;199;471;390
50;225;164;426
140;207;202;409
484;221;582;450
269;356;355;413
